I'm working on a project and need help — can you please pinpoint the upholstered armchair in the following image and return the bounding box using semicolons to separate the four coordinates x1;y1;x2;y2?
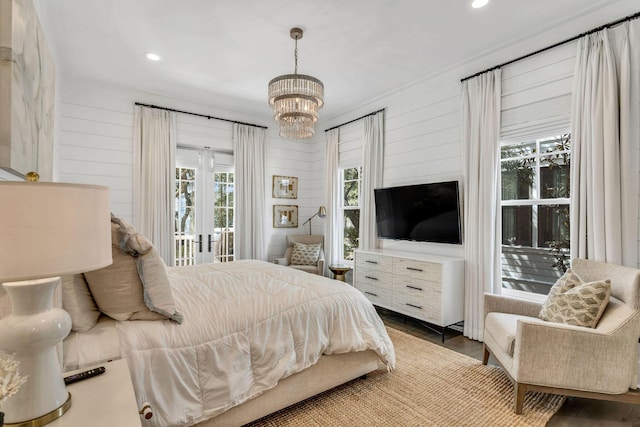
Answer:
278;235;325;275
483;258;640;414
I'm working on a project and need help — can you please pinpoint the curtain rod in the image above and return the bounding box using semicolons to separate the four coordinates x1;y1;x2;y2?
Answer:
134;102;268;129
176;145;233;155
461;10;640;82
324;108;386;133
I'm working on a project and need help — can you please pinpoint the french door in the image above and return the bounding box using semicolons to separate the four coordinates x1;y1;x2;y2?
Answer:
174;148;234;266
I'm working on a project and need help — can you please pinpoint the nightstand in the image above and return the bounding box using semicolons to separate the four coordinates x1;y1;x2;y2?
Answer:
49;359;141;427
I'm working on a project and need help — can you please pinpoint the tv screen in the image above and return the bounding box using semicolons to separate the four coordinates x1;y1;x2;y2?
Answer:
374;181;462;244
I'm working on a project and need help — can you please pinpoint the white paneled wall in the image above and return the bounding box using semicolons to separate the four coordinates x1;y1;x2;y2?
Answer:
267;128;324;261
322;32;640;266
55;75;320;261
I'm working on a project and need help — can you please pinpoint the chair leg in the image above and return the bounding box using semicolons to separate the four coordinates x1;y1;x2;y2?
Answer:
482;345;490;365
514;382;526;415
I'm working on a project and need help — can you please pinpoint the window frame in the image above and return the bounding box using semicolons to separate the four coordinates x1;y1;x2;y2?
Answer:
500;133;571;296
338;164;363;265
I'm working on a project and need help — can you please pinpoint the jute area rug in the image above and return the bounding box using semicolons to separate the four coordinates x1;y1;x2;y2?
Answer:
247;327;565;427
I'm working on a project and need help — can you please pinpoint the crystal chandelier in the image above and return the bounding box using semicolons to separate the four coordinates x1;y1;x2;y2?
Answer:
268;28;324;140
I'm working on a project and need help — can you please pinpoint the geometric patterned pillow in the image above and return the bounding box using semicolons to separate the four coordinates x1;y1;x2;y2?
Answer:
538;269;611;328
291;242;321;266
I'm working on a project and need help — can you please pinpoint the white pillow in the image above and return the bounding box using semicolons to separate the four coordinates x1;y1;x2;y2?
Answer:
61;274;101;332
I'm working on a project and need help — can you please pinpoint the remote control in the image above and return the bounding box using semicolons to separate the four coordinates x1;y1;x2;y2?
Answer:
64;366;106;385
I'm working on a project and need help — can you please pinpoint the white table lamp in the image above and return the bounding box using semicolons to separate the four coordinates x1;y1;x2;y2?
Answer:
0;181;112;426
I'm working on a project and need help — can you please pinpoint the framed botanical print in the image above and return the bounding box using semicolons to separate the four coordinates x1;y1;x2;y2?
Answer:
272;175;298;199
273;205;298;228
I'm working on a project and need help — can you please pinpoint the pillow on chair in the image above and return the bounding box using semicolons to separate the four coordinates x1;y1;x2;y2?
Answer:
291;242;321;266
538;269;611;328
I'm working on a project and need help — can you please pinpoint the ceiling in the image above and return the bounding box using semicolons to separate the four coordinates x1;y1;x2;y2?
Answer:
35;0;639;124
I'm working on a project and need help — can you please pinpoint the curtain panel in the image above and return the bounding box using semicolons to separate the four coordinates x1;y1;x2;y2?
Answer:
570;20;639;266
324;128;341;275
361;111;385;251
461;69;502;341
132;105;176;266
233;124;267;261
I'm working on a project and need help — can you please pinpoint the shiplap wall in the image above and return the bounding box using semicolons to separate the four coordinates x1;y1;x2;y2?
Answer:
322;71;465;259
323;31;639;266
55;32;640;268
55;75;320;261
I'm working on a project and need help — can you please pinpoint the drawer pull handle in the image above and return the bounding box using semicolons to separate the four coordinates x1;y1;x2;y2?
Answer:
406;303;423;309
365;260;378;264
406;267;424;272
364;276;379;281
406;285;423;291
365;291;378;297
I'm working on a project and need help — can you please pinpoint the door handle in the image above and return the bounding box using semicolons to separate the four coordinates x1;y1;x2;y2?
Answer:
208;234;212;253
194;234;203;253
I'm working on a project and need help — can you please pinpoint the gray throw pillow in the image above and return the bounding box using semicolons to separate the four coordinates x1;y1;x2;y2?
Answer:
538;269;611;328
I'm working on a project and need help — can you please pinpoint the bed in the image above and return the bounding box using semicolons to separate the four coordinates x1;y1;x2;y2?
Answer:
63;259;395;427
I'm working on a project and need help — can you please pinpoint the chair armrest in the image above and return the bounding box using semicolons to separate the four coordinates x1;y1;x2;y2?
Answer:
484;293;542;318
284;247;293;263
513;312;640;392
317;248;325;275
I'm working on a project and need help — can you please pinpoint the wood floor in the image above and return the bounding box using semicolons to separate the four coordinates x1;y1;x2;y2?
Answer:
378;308;640;426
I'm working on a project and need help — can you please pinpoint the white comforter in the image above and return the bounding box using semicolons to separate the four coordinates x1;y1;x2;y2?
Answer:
116;260;395;427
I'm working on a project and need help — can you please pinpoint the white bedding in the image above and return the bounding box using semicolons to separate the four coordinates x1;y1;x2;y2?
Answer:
115;260;395;427
63;317;120;371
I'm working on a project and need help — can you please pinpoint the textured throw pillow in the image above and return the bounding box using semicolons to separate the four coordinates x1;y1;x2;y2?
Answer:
291;242;321;266
84;216;182;323
62;274;101;332
538;269;611;328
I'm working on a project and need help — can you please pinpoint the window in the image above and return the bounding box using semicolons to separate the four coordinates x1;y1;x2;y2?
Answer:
213;172;234;262
501;134;571;295
340;166;362;262
175;167;196;266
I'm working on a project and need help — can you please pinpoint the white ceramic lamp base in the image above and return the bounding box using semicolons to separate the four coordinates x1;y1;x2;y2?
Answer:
0;277;72;425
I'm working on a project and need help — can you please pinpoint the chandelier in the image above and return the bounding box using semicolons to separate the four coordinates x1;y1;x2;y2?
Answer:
268;28;324;140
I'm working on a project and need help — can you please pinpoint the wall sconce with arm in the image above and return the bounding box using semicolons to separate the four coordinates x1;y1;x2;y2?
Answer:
0;180;112;426
302;206;326;235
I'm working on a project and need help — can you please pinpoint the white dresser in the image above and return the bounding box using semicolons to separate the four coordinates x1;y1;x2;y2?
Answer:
355;249;464;338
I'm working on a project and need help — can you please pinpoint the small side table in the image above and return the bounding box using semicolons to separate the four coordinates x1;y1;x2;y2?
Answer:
329;265;351;282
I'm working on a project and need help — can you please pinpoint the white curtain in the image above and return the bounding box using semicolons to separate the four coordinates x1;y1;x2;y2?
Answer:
324;128;341;275
233;124;267;260
570;20;639;266
361;111;385;251
461;70;502;341
133;105;176;266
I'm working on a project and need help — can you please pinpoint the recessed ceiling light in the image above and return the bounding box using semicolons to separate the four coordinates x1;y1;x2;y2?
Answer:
472;0;489;8
145;52;161;61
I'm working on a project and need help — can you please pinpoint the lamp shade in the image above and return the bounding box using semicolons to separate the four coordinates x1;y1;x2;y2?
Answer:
0;182;112;282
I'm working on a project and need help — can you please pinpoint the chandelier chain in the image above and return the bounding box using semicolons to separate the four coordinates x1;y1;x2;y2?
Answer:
294;38;298;74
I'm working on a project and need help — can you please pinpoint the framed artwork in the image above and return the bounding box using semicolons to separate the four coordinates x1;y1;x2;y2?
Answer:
273;205;298;228
272;175;298;199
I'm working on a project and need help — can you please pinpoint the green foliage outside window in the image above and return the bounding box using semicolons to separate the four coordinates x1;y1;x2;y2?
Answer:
342;166;361;261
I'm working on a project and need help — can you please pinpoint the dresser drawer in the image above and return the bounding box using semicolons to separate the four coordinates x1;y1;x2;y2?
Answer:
356;252;392;271
393;276;442;298
393;258;441;281
357;282;393;308
394;295;441;323
356;268;393;290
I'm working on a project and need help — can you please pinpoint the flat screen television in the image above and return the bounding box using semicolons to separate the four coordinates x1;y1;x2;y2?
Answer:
374;181;462;244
